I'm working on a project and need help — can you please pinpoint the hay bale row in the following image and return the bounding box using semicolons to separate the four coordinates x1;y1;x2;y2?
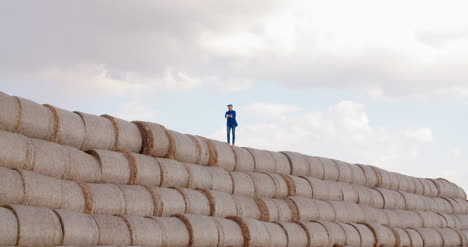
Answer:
245;147;290;174
121;215;164;246
227;217;274;247
204;138;236;171
168;130;200;165
0;91;21;133
54;209;99;246
231;145;255;172
16;97;55;141
43;104;85;149
151;216;191;247
318;157;340;181
75;112;116;151
281;151;309;176
256;198;295;222
88;150;130;184
101;114;142;153
133;121;172;158
232;195;261;220
175;214;219;247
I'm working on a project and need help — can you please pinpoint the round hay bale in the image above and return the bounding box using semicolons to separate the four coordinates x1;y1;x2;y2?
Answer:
315;200;336;222
9;205;62;246
0;206;18;246
187;134;210;166
86;183;126;215
362;206;389;225
270;151;292;174
151;216;190;247
411;176;425;195
267;173;289;198
276;222;308;247
432;178;457;199
44;105;85;149
349;223;375;247
61;181;86;212
231;146;255;172
300;221;329;246
414;228;444;247
337;182;359;203
339;223;361;247
393;210;423;228
355;186;374;206
406;228;424;247
0;91;20;133
303;155;325;179
168;130;200;164
65;146;101;183
281;151;309;176
439;213;463;229
227;216;272;247
391;226;411;247
133;121;172;158
249;172;277;198
91;214;131;246
273;198;295;222
290;175;312;198
121;215;163;246
54;209;99;246
18;169;63;209
363;223;396;247
375;188;406;209
199;189;237;217
319;157;340;181
176;188;210;216
157;158;189;188
231;172;256;197
420;178;439;197
204;138;236;171
329;201;365;223
445;198;467;215
75;112;115;151
288;197;320;221
301;176;337;201
16;97;55;141
356;163;380;188
366;188;385;209
175;214;219;247
318;221;346;246
233;195;261;220
255;197;277;221
264;222;288;247
213;217;244;247
118;185;154;217
335;160;354;184
101;115;142;153
88;150;130;184
0;167;25;205
349;163;366;185
400;192;426;211
395;173;410;193
432;197;454;214
245;147;277;173
185;163;212;190
436;227;464;246
209;166;233;194
0;130;30;170
379;169;400;191
382;209;400;227
417;211;444;228
149;187;186;217
122;152;160;186
29;138;70;179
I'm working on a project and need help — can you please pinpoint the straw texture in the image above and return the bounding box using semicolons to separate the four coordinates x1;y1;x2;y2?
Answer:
356;163;380;188
364;223;397;247
88;150;130;184
210;166;233;194
249;172;276;198
288;197;320;221
206;138;236;171
276;222;308;247
87;183;126;215
75;112;116;151
0;91;20;132
231;145;255;172
0;167;25;205
19;169;63;209
175;214;219;247
29;138;70;179
245;147;277;173
61;180;86;212
177;188;210;216
406;228;424;247
16;97;55;140
282;151;309;176
187;134;210;166
0;206;18;246
65;145;101;183
268;173;289;198
319;157;340;181
228;216;272;247
0;130;30;170
301;222;329;246
169;130;200;164
92;214;131;246
133;121;172;157
44;105;85;149
200;189;237;217
270;151;292;174
233;195;261;220
303;155;325;179
150;187;186;216
335;160;354;184
264;222;288;247
340;223;361;247
54;209;99;246
231;172;256;197
121;215;163;246
151;216;190;247
338;182;359;203
101;114;142;153
125;152;161;186
290;176;312;198
119;185;154;217
319;221;346;246
185;163;212;190
350;223;375;247
414;228;444;247
157;158;189;188
214;217;245;247
329;201;365;223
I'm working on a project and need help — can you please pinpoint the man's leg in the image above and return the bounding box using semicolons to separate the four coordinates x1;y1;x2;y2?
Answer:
232;126;236;145
226;125;231;144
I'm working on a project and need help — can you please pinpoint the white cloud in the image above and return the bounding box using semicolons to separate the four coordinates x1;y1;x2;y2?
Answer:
404;128;433;142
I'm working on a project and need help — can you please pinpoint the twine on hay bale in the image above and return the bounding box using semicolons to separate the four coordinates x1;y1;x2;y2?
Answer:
328;201;365;223
29;138;70;179
439;213;463;229
176;188;211;216
301;176;327;200
300;221;329;247
375;188;406;210
414;228;444;247
187;134;210;166
322;179;344;201
391;226;412;247
8;205;62;246
149;187;186;216
17;169;63;209
213;217;245;247
267;173;289;198
205;138;236;171
382;210;400;227
0;130;30;170
400;192;426;211
199;189;237;218
61;180;86;212
245;147;277;173
417;211;444;228
15;97;55;140
0;206;18;246
285;198;300;222
0;91;21;132
231;172;256;197
367;188;385;209
419;178;439;197
227;216;272;247
276;222;308;247
151;216;190;247
445;198;467;215
249;172;277;198
337;182;359;203
436;227;464;246
264;222;288;247
361;206;389;225
53;209;99;246
88;149;130;184
120;151;161;186
274;198;295;222
231;145;255;172
432;197;453;214
118;185;154;217
335;160;354;184
255;198;274;221
65;145;101;183
302;155;325;179
168;130;200;164
314;200;336;222
281;151;309;177
288;197;320;222
210;166;233;194
319;157;340;181
317;221;346;246
86;183;126;215
339;223;361;247
349;223;375;247
233;195;261;220
91;214;131;246
157;158;189;188
356;163;380;188
362;223;397;247
355;186;374;206
349;163;367;185
185;163;212;190
133;121;173;158
74;112;116;151
270;151;291;175
101;114;142;153
174;214;219;247
291;176;312;198
120;215;163;246
43;104;85;149
405;228;424;247
0;167;25;206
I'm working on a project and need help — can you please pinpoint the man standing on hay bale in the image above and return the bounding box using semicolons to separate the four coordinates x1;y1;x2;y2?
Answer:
225;104;238;145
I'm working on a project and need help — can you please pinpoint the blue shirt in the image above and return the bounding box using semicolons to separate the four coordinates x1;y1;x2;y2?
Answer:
225;110;238;126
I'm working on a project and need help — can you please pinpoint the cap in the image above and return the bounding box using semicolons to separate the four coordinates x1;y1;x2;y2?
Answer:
227;104;233;107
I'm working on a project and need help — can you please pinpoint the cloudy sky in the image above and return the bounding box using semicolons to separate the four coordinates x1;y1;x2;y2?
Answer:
1;1;468;190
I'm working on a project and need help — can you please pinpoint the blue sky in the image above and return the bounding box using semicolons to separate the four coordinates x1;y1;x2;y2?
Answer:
1;0;468;190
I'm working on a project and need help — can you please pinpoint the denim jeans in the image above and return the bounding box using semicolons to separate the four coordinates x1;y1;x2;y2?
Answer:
227;125;236;145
